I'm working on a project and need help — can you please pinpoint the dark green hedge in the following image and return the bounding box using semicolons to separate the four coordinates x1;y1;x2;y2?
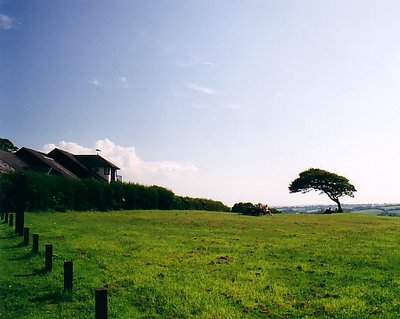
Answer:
0;171;228;212
231;202;281;215
173;196;229;212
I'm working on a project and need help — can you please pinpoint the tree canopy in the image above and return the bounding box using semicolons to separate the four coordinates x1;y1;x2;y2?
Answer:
0;138;18;153
289;168;356;212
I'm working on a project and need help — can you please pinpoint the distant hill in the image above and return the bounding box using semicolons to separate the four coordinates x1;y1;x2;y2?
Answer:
276;204;400;217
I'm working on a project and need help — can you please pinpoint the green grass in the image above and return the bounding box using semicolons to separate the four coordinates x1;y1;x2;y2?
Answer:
1;211;400;318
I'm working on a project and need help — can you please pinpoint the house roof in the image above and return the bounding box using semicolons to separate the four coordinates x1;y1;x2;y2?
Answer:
47;148;105;181
47;148;119;183
16;147;78;178
0;150;29;173
75;155;120;169
0;146;121;183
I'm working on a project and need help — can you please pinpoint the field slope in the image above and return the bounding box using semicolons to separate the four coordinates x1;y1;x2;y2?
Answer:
1;211;400;318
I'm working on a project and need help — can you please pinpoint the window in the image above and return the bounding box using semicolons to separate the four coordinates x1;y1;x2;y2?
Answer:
104;167;110;175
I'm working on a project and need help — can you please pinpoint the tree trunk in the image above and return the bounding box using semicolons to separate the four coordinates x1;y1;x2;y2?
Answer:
325;192;343;213
334;199;343;213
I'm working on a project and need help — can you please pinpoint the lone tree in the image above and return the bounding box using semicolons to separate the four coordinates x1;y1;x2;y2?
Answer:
289;168;356;213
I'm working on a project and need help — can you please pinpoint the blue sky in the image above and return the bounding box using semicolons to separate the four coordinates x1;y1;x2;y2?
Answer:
1;0;400;206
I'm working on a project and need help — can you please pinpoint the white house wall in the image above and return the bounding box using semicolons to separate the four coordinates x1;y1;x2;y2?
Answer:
91;167;112;183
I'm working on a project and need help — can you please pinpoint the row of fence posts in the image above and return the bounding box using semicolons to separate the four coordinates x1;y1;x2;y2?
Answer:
0;174;108;318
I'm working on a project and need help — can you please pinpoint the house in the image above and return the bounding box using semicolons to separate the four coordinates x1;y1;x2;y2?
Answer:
47;148;120;183
74;154;120;183
0;147;121;183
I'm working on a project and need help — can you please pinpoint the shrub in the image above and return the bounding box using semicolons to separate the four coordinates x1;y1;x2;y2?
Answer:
231;202;281;216
231;202;255;214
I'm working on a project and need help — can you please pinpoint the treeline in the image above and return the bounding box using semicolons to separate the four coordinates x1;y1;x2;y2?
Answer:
0;171;229;213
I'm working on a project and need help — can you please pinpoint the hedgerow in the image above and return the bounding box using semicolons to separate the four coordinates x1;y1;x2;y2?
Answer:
0;171;229;212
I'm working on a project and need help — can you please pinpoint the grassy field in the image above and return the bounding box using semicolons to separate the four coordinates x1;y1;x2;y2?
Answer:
1;211;400;318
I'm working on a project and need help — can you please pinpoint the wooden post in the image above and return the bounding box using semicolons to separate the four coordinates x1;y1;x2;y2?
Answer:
0;195;3;221
15;173;25;235
45;243;53;272
8;213;13;227
32;233;39;253
4;212;8;224
64;261;73;292
95;288;108;319
14;215;19;233
15;210;25;235
23;227;30;246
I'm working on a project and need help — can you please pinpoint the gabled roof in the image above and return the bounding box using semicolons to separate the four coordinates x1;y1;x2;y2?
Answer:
75;154;120;169
47;148;105;181
0;150;29;173
0;146;121;183
16;147;78;178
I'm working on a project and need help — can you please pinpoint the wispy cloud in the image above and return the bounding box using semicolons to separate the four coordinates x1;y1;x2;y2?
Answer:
186;82;216;95
118;76;129;89
174;55;216;68
42;139;199;183
0;13;14;30
88;78;102;87
202;61;215;66
88;77;130;89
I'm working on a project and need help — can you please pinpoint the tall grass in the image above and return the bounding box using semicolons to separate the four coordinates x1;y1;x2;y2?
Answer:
1;211;400;318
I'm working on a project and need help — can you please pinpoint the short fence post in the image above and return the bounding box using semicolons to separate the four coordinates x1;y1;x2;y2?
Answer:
64;261;73;292
1;212;4;220
14;215;19;233
95;288;108;319
32;233;39;253
4;212;8;224
23;227;30;246
45;243;53;272
15;210;25;235
8;213;13;227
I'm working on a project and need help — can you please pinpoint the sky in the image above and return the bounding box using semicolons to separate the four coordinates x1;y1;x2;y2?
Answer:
1;0;400;207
